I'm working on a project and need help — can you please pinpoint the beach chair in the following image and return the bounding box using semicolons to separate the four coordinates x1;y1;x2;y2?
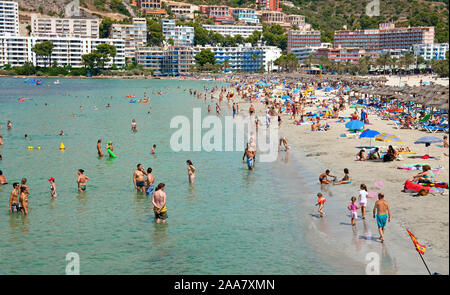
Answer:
424;124;449;133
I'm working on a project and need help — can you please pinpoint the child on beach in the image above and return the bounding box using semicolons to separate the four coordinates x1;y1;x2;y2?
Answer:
315;193;326;217
358;184;368;219
348;197;360;226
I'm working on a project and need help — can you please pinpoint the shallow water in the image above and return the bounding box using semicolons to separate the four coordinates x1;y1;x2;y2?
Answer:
0;77;352;274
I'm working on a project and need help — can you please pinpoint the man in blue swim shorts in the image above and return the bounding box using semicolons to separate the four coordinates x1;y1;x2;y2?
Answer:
373;193;391;243
245;149;255;171
145;167;155;196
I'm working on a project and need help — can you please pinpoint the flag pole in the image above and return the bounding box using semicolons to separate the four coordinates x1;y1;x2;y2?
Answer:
417;252;432;275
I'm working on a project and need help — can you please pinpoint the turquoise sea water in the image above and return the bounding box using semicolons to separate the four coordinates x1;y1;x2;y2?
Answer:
0;77;350;274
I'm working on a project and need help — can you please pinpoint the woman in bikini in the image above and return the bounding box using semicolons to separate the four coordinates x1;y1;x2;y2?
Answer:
334;168;351;185
20;185;29;215
77;169;90;192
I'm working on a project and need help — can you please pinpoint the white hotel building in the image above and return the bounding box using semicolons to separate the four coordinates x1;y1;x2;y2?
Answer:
194;44;280;72
0;36;125;67
161;19;194;46
202;24;263;38
413;43;449;61
0;0;19;36
30;14;100;38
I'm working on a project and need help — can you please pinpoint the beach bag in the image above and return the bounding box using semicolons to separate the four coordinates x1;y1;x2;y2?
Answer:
417;189;429;196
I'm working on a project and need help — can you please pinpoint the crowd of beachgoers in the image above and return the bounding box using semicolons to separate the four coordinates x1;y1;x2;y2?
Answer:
1;72;448;273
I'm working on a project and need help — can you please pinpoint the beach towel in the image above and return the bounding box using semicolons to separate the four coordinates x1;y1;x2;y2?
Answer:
404;180;430;192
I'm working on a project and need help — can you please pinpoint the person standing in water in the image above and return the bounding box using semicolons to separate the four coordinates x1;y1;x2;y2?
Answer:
150;144;156;155
358;184;369;219
145;167;155;196
133;163;147;193
348;197;360;226
77;169;90;192
97;139;104;157
9;183;20;213
315;193;326;217
131;119;137;132
0;170;7;185
186;160;195;184
152;183;168;224
49;177;57;198
373;193;391;243
20;185;29;215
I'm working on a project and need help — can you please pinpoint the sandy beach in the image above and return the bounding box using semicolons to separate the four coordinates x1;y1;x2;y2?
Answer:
225;74;449;274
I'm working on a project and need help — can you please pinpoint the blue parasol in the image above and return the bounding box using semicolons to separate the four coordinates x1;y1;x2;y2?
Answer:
345;120;364;132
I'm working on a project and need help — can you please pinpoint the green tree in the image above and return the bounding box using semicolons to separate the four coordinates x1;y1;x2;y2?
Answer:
376;53;392;75
32;41;54;68
195;49;216;67
99;18;114;38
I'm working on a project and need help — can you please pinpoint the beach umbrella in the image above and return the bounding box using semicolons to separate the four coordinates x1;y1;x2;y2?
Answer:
345;120;365;132
415;136;443;155
374;133;402;143
282;95;291;100
360;129;380;147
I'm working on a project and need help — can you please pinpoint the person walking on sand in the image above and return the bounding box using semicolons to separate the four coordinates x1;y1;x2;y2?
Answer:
348;197;360;226
133;164;147;193
373;193;391;243
358;184;369;219
187;160;195;184
97;139;104;157
152;183;168;224
315;193;326;217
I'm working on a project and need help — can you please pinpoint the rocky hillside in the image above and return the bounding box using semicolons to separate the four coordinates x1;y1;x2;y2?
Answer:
16;0;134;20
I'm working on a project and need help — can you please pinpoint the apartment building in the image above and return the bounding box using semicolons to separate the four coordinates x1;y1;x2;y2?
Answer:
0;0;19;36
290;43;331;63
200;6;234;24
314;47;380;64
413;43;449;61
334;23;435;52
136;46;164;73
257;0;281;11
111;18;147;58
30;14;100;38
0;36;125;67
201;24;262;38
163;1;198;19
194;44;265;72
285;15;305;26
136;45;193;75
133;0;166;16
287;30;321;52
161;19;194;46
260;11;285;25
231;8;260;24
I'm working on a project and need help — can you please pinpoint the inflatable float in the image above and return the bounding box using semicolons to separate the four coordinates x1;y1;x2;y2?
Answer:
106;148;117;158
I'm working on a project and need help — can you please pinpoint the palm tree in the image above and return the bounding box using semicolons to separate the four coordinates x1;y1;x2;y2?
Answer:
376;53;392;75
